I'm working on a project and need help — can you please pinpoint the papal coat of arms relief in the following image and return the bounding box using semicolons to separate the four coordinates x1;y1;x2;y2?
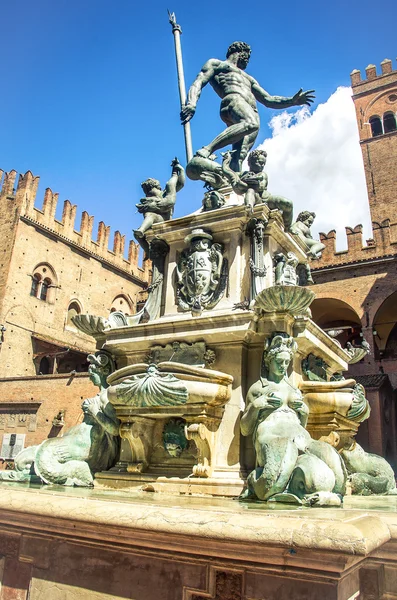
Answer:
176;228;228;316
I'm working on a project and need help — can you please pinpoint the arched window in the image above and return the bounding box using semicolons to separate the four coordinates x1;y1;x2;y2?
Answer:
383;111;397;134
66;301;81;326
110;294;133;315
40;278;51;301
30;274;41;297
369;116;383;137
29;263;58;303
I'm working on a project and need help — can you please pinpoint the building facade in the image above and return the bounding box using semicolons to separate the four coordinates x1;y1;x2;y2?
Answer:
0;169;150;461
311;59;397;466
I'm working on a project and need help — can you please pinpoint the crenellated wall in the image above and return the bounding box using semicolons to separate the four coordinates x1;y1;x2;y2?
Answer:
312;220;397;270
350;58;395;90
0;169;150;281
0;168;150;379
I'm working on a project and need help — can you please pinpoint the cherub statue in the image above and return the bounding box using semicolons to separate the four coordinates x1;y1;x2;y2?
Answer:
222;149;293;229
241;334;346;505
134;158;185;254
290;211;325;259
274;251;313;286
274;252;299;286
0;351;120;487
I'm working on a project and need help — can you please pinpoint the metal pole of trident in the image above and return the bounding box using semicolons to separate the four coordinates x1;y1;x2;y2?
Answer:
168;10;193;163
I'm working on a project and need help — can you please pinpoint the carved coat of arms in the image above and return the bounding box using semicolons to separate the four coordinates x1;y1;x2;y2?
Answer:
176;229;228;315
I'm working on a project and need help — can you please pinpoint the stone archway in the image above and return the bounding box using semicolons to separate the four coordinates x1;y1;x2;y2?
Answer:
310;297;362;347
373;291;397;355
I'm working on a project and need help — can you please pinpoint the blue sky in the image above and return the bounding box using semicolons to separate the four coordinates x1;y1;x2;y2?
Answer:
1;0;395;254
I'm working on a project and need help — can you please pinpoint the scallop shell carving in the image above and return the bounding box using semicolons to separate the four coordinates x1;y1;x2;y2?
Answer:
113;364;188;407
107;311;128;328
254;285;315;314
71;314;108;337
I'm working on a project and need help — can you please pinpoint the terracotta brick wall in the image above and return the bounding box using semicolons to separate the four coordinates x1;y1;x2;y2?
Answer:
0;373;96;464
311;257;397;388
313;222;397;269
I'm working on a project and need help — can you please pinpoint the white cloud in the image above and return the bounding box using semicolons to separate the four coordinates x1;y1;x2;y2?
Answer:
258;87;371;249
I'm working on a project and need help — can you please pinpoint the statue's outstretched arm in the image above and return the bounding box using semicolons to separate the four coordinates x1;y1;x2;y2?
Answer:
251;78;315;109
181;60;218;124
159;159;185;214
165;159;185;196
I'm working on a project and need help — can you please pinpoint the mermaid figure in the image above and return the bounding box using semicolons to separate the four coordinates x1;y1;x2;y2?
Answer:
241;334;346;505
0;351;120;487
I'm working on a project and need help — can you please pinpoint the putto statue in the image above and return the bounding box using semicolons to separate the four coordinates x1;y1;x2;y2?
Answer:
176;228;228;316
273;251;313;287
290;211;325;259
222;149;293;229
0;351;120;487
241;334;346;505
134;158;185;254
181;41;314;177
274;252;299;286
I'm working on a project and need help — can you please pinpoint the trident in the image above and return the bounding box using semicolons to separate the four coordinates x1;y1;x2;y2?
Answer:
168;10;193;163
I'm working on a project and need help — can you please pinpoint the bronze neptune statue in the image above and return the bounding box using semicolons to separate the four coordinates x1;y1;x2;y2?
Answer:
182;41;314;176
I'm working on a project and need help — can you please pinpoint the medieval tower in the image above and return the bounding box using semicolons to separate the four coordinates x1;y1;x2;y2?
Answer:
351;59;397;228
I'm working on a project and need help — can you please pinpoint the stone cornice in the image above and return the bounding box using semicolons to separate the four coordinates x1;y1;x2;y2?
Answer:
103;310;256;354
0;485;394;563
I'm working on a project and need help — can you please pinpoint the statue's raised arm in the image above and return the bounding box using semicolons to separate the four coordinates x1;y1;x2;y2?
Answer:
165;157;186;197
180;60;218;125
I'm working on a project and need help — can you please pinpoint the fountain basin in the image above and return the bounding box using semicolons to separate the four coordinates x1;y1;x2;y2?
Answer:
255;285;315;314
107;361;233;419
300;379;358;416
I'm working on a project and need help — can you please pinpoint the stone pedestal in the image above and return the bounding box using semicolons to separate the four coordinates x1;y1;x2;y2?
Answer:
90;201;353;496
1;483;397;600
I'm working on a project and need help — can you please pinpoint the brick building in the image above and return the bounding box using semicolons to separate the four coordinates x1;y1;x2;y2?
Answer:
311;59;397;466
0;169;150;461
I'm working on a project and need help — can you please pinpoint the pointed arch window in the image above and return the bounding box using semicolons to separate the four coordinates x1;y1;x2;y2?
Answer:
110;294;133;315
369;115;383;137
383;111;397;134
30;274;41;297
39;357;50;375
40;278;51;301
